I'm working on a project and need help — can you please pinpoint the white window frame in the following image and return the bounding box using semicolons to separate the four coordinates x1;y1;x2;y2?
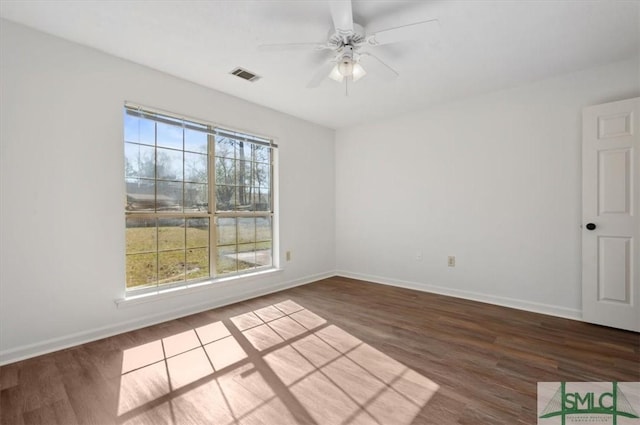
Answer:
124;102;278;295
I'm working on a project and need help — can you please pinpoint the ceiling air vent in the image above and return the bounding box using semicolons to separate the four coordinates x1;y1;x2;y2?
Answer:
230;67;260;82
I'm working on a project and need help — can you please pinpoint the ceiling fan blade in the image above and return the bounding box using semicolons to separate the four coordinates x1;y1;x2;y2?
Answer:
329;0;354;33
258;42;329;52
309;48;337;68
360;53;398;80
307;61;337;88
369;19;439;46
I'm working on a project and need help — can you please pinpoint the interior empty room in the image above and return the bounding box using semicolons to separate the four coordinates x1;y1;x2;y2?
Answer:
0;1;639;424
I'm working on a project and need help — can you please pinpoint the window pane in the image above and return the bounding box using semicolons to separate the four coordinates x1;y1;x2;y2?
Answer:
187;247;209;280
255;240;272;266
256;216;272;242
215;157;235;184
256;188;273;211
126;253;157;289
126;179;156;212
262;189;271;212
254;163;270;188
187;218;209;248
157;148;183;181
184;183;208;212
216;245;237;275
125;143;155;179
216;185;234;211
236;186;253;210
238;217;255;243
237;159;251;187
156;122;183;150
126;218;157;254
124;114;138;143
158;218;185;251
249;188;260;211
238;141;252;162
238;243;256;271
254;145;270;163
185;152;207;183
185;128;208;153
254;188;270;212
216;217;236;246
125;114;155;145
158;250;186;284
157;181;182;211
215;136;236;159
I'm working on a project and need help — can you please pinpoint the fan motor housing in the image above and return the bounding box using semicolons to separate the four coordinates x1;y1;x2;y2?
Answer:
329;23;365;48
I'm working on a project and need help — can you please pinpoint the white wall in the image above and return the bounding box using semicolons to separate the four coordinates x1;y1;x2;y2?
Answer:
2;18;638;366
335;59;640;318
0;20;335;364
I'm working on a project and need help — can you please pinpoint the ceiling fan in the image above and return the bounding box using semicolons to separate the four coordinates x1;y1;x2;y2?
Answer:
259;0;439;91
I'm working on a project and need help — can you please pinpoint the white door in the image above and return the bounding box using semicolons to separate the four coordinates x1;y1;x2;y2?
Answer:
582;97;639;332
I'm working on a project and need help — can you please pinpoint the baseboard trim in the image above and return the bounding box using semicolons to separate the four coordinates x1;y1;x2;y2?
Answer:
335;270;582;321
0;270;584;365
0;271;334;366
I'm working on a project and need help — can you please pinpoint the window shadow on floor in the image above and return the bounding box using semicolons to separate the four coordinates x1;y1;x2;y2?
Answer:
116;300;439;424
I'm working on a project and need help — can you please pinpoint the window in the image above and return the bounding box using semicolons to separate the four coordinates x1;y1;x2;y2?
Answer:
124;104;275;292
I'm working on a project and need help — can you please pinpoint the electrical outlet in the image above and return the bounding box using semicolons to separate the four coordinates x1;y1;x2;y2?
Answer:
416;250;423;261
448;256;455;267
286;251;291;261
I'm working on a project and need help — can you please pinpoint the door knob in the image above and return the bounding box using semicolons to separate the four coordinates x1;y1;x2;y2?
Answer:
586;223;596;230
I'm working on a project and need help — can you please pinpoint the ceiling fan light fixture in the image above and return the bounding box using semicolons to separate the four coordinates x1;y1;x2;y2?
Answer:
352;63;366;81
329;64;345;82
329;60;365;83
337;58;354;77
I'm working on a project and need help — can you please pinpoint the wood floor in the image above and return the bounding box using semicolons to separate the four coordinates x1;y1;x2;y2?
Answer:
1;277;638;425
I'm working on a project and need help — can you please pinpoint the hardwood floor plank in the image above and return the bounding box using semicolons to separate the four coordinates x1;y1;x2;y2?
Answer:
0;365;18;392
22;399;78;425
1;277;638;425
1;385;26;425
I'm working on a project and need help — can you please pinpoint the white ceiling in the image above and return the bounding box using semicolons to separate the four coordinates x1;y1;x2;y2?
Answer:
1;1;638;129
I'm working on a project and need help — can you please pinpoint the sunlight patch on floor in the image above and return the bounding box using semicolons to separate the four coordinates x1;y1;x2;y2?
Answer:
117;300;439;424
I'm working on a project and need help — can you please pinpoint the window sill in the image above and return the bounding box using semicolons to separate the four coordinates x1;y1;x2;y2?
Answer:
115;268;283;308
